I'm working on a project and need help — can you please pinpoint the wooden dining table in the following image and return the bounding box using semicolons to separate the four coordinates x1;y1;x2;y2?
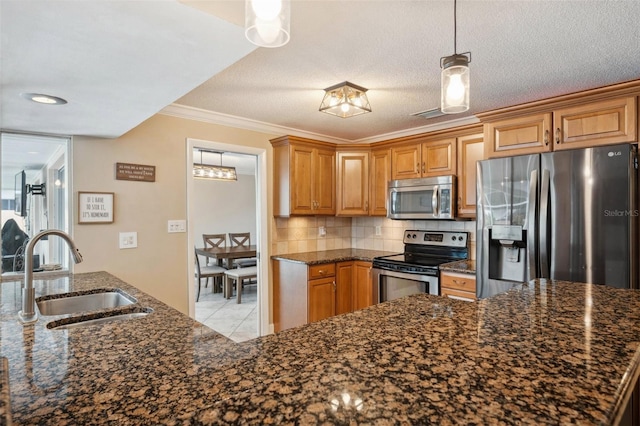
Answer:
195;245;257;268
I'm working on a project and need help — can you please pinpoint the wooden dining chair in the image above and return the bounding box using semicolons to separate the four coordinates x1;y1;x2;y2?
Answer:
228;232;257;268
202;233;227;268
194;248;226;302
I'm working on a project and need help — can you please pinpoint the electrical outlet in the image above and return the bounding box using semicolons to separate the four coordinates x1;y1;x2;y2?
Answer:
318;226;326;237
375;225;382;236
119;232;137;249
168;220;186;233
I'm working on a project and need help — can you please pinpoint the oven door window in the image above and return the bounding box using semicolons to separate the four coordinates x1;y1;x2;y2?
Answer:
389;188;435;215
380;274;428;302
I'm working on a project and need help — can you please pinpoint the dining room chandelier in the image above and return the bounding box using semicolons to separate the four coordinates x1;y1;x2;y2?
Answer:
193;150;237;181
319;81;372;118
245;0;291;48
440;0;471;114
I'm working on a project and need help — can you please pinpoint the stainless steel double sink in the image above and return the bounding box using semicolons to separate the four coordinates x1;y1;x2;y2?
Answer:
36;288;153;329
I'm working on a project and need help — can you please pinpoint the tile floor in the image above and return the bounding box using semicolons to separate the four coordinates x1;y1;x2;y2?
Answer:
194;279;258;343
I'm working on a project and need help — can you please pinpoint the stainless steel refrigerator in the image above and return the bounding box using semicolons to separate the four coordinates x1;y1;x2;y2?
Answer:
476;144;638;299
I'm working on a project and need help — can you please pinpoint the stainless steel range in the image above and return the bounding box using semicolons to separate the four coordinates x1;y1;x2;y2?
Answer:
372;230;468;302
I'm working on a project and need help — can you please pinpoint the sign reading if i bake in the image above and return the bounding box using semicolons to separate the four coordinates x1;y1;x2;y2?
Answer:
116;162;156;182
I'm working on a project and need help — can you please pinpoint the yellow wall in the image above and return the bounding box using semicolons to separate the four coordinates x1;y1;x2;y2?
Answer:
72;114;277;314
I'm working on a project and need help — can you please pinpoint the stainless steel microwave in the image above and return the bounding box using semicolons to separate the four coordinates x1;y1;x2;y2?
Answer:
387;176;456;220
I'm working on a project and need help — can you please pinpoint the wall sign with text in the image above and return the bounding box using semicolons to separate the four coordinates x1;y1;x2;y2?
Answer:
116;162;156;182
78;192;114;224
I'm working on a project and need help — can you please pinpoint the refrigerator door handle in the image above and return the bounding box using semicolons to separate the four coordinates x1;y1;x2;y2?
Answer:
526;169;538;281
539;169;550;278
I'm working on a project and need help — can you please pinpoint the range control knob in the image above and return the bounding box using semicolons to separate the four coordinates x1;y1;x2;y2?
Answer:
412;233;417;239
451;236;456;241
458;236;463;241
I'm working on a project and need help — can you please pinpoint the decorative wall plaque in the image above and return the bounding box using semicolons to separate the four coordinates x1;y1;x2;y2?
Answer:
116;162;156;182
78;192;114;224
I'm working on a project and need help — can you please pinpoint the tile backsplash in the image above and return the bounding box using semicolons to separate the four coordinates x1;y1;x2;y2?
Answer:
271;216;476;259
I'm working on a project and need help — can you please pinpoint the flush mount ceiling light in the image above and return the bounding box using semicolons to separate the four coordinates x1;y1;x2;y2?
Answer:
193;149;237;181
319;82;372;118
245;0;291;48
20;93;67;105
440;0;471;114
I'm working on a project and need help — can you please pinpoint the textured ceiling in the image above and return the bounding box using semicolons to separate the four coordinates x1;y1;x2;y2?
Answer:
2;0;640;144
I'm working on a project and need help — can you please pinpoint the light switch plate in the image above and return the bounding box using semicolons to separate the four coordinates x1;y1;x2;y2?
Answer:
119;232;137;249
168;220;186;233
375;225;382;236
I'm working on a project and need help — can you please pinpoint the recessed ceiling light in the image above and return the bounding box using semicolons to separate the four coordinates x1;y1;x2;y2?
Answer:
20;93;67;105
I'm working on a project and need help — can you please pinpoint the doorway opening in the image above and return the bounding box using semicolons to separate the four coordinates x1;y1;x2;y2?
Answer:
186;138;269;342
0;132;71;275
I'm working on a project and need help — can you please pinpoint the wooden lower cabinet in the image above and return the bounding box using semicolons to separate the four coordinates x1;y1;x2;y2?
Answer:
352;261;374;310
273;259;373;332
440;271;476;301
308;276;336;323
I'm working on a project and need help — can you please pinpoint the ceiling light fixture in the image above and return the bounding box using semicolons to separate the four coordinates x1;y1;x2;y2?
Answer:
245;0;290;48
193;149;237;181
440;0;471;114
319;81;372;118
21;93;67;105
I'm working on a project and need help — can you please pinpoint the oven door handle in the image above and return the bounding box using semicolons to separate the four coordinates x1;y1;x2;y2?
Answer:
432;185;439;217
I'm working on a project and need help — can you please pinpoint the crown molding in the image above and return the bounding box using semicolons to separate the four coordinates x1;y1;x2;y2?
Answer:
159;103;480;145
160;104;351;144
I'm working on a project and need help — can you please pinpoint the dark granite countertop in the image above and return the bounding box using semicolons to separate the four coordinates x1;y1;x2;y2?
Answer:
0;357;10;426
271;248;397;265
440;259;476;274
2;272;640;424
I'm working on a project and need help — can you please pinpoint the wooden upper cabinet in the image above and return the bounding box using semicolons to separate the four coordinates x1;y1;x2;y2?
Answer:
457;133;484;218
290;144;314;213
369;148;391;216
314;148;337;214
553;96;637;150
422;138;456;176
391;139;456;180
391;143;421;180
336;151;370;216
484;113;552;158
271;136;336;216
483;95;638;158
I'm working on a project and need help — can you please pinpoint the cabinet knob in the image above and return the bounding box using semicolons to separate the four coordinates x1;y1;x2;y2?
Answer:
544;129;549;146
422;162;426;173
555;128;561;145
452;279;467;286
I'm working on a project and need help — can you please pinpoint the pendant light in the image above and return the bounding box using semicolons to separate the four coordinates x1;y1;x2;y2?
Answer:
245;0;291;48
193;150;237;181
440;0;471;114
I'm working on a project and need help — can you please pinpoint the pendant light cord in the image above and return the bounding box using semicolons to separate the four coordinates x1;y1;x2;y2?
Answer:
453;0;457;54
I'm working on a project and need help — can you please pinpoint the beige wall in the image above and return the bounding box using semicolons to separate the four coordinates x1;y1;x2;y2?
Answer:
72;114;277;314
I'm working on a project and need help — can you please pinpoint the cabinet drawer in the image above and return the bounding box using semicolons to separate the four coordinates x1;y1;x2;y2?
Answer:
309;263;336;279
441;287;476;302
440;272;476;292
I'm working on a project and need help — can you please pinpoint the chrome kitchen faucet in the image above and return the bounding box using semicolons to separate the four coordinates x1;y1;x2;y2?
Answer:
18;229;83;324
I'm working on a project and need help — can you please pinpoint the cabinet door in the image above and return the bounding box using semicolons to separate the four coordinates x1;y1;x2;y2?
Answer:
335;261;354;315
352;261;373;310
314;148;336;215
391;144;421;180
336;152;369;216
421;138;456;176
290;145;315;214
553;96;637;149
370;148;391;216
308;276;336;323
485;113;552;158
457;133;484;218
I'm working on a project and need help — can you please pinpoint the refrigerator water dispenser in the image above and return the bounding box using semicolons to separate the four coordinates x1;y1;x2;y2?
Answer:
488;225;527;282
